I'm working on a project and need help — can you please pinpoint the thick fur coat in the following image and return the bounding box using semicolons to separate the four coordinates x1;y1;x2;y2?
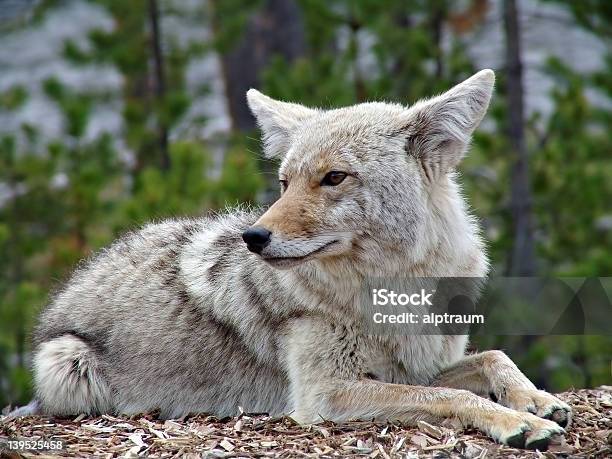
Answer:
31;70;571;450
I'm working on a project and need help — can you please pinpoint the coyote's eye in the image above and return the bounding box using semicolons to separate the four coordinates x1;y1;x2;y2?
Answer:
279;179;288;192
321;171;347;186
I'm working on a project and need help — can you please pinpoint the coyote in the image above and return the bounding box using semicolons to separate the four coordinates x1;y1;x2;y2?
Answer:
28;70;570;450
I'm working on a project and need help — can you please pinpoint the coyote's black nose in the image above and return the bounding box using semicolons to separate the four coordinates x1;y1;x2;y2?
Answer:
242;226;272;254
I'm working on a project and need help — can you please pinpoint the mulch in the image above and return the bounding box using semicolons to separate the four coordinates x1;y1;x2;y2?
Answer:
1;387;611;458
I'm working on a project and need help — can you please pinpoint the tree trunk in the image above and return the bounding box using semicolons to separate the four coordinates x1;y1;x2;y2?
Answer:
429;0;445;79
503;0;536;276
214;0;306;131
148;0;170;171
212;0;306;204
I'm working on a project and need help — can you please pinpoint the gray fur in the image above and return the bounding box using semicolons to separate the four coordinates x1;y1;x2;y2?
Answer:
30;70;571;448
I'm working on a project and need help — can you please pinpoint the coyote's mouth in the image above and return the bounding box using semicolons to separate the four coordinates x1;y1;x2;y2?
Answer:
262;240;340;268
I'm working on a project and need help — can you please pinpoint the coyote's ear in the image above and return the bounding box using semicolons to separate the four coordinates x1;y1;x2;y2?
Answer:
246;89;317;159
402;69;495;182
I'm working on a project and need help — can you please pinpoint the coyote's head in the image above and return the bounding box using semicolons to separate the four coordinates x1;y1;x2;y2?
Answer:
243;70;494;272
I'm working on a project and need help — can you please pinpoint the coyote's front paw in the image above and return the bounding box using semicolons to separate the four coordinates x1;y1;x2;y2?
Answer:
488;410;566;450
503;388;572;427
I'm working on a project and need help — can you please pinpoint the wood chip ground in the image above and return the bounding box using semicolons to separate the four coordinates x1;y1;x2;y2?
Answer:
1;387;610;458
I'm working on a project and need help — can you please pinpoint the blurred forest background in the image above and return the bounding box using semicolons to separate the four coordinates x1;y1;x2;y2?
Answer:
0;0;611;409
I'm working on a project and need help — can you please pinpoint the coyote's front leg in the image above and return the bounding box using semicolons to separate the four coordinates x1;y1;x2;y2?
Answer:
285;320;566;450
432;350;571;427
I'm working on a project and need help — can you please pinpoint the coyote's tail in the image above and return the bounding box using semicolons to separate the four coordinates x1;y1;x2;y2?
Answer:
3;399;41;420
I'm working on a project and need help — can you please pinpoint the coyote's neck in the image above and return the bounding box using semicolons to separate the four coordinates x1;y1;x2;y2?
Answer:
417;175;489;278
